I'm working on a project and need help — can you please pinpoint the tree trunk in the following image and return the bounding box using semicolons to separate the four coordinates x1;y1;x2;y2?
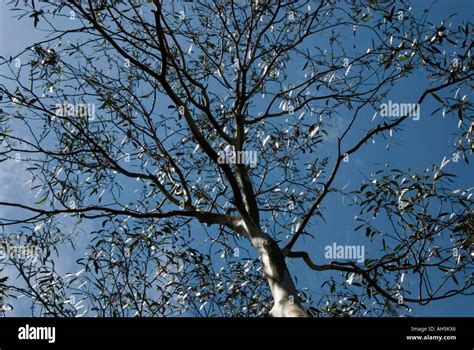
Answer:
233;218;308;317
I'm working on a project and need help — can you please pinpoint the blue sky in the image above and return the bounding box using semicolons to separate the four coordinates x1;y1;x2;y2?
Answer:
0;0;473;316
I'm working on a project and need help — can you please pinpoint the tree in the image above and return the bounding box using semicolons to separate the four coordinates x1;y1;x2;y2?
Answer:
0;0;472;317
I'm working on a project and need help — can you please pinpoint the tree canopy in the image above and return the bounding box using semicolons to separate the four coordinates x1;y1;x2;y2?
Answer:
0;0;472;317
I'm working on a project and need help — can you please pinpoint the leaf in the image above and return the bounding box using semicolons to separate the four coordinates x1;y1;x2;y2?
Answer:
35;197;47;205
365;227;372;237
431;93;443;104
29;10;44;28
140;91;153;99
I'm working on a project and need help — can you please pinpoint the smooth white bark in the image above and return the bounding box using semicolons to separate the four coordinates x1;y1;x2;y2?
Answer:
233;217;308;317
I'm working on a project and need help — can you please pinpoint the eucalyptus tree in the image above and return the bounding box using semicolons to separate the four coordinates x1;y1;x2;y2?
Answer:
0;0;473;317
